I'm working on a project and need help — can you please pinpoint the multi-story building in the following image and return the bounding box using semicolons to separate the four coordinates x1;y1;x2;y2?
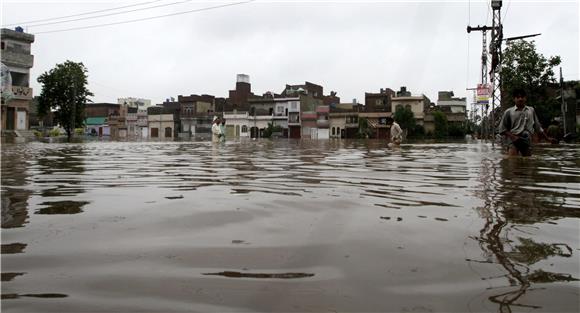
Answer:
126;106;138;138
177;94;215;138
1;27;34;133
147;106;174;139
329;103;360;139
84;103;119;136
228;74;254;109
435;91;467;130
365;88;395;113
117;97;151;110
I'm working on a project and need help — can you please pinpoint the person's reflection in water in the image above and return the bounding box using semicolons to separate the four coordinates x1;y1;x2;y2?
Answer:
470;157;578;312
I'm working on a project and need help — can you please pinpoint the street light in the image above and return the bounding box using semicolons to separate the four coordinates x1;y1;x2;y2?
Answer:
504;33;541;42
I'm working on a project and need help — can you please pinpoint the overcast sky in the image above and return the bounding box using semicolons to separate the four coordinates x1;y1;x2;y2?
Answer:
2;0;578;108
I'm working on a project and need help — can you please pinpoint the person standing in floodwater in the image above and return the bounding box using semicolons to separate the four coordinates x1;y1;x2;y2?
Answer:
219;118;226;143
387;117;403;146
211;116;221;143
498;88;554;156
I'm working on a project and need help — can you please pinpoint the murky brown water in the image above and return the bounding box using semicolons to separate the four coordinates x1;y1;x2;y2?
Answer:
2;139;579;312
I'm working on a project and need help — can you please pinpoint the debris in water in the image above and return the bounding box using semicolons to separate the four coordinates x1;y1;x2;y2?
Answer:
203;271;314;279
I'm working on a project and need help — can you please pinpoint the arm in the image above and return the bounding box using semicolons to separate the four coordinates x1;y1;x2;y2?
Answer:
532;109;554;142
498;110;518;141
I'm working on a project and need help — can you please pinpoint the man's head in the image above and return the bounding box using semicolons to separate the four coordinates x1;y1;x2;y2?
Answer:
221;118;226;125
512;88;527;108
213;116;220;124
386;117;394;125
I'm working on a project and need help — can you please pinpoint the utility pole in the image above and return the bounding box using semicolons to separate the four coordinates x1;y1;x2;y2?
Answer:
466;0;503;141
466;87;478;127
467;25;494;139
489;0;503;142
560;67;566;135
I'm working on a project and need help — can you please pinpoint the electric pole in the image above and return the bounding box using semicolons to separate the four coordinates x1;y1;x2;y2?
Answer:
467;25;494;139
489;0;503;142
467;0;503;141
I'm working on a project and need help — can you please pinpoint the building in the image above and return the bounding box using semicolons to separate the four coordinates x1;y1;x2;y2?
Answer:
436;91;467;128
365;88;395;113
228;74;254;109
85;117;109;136
177;94;215;138
117;97;151;110
329;103;360;139
1;27;35;133
147;106;174;139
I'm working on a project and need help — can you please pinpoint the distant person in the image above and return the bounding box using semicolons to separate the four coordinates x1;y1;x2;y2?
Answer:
498;88;554;156
211;116;221;143
220;118;226;143
386;117;403;146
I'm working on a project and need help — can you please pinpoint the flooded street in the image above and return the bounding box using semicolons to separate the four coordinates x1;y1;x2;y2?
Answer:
2;139;579;312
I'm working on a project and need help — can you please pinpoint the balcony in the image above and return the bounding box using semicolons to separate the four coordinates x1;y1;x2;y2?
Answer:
288;114;300;125
316;119;329;128
10;86;32;100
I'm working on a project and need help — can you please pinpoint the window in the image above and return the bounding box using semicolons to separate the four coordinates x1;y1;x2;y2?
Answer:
277;106;284;113
0;41;4;50
405;104;412;111
291;102;297;109
332;127;335;135
241;125;248;133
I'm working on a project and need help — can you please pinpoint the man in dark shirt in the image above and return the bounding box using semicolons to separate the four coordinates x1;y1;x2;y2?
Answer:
498;88;554;156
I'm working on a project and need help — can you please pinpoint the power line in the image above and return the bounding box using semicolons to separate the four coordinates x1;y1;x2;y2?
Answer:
3;0;164;27
34;1;255;35
502;0;511;24
24;0;195;28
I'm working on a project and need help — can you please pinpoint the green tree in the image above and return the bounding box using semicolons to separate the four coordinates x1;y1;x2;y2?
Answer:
37;61;93;141
262;122;283;138
433;111;448;138
501;40;561;126
393;106;416;135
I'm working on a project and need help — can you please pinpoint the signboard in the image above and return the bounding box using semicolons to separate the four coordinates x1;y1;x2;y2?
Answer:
477;84;491;105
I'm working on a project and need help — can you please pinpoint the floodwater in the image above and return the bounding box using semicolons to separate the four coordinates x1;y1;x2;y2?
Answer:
1;139;579;312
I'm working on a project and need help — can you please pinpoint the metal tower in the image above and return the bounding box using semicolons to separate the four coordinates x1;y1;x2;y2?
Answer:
489;0;503;140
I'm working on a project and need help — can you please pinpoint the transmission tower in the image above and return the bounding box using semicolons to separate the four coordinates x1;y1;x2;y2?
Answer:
467;0;503;140
489;0;503;140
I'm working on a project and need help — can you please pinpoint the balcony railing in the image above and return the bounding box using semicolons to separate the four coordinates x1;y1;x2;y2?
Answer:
316;119;329;128
11;86;32;100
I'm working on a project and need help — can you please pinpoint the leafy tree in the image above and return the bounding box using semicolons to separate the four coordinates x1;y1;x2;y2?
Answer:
37;61;93;141
433;111;448;138
357;118;372;139
262;122;283;138
393;106;416;135
501;40;561;126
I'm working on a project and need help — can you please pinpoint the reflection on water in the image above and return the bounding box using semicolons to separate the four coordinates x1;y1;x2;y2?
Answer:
203;271;315;279
35;200;90;215
472;153;579;312
1;140;578;312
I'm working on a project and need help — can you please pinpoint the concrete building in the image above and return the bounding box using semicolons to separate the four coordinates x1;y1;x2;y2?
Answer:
228;74;254;109
1;27;35;133
329;103;360;139
117;97;151;110
391;94;429;123
177;94;215;138
147;106;174;139
365;88;395;113
436;91;467;129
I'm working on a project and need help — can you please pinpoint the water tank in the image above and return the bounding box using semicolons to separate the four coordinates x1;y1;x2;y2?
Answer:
237;74;250;84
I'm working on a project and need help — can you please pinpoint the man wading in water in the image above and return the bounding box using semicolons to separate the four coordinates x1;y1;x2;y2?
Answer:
498;88;554;156
386;117;403;146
